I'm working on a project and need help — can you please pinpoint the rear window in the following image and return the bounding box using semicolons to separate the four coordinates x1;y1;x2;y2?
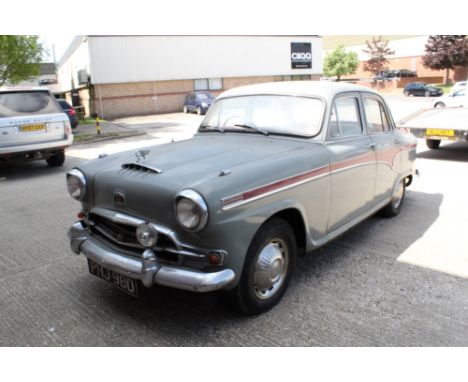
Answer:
0;91;62;118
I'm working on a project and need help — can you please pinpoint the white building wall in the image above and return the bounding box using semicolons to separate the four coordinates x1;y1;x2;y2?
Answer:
88;35;322;84
57;37;91;92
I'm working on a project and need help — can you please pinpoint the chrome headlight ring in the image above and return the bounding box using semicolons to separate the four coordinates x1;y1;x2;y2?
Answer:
174;189;208;232
66;169;87;201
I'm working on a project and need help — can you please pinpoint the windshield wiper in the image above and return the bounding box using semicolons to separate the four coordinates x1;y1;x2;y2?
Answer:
199;124;224;133
233;124;269;136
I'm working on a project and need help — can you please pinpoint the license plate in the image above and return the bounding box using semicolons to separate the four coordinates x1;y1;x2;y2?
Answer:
87;259;139;297
19;123;46;132
426;129;454;137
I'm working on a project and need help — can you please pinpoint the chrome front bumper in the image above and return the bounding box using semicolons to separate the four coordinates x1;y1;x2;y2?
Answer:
68;221;235;292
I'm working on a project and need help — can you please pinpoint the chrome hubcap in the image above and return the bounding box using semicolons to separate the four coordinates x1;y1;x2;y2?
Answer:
392;181;404;209
253;239;288;300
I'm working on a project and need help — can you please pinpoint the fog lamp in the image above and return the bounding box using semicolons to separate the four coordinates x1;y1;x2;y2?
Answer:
136;223;159;248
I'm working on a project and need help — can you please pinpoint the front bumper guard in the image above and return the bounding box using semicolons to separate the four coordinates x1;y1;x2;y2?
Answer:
68;222;235;292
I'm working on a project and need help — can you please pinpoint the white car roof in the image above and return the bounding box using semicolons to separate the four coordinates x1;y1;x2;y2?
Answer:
217;81;381;100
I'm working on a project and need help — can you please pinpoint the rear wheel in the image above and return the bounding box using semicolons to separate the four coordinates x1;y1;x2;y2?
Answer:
183;106;188;113
404;90;410;96
231;218;297;315
434;102;446;108
46;150;65;167
380;179;406;218
426;139;441;150
425;90;431;97
197;106;202;115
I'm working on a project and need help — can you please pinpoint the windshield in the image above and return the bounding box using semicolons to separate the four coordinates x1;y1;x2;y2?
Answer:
197;93;213;100
200;95;324;137
0;91;62;118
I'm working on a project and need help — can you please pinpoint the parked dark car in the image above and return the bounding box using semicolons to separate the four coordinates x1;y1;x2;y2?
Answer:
403;83;443;97
378;69;417;80
183;91;215;115
57;99;78;128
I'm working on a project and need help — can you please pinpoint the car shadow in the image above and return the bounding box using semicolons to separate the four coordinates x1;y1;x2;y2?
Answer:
0;157;83;182
417;141;468;163
87;189;443;345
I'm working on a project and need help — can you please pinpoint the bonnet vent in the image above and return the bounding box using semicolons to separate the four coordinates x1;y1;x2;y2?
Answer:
121;162;162;174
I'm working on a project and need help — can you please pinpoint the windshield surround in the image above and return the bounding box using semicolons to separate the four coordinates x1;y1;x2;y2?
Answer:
199;94;326;138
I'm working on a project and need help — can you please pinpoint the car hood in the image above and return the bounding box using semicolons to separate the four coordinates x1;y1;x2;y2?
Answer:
79;132;327;227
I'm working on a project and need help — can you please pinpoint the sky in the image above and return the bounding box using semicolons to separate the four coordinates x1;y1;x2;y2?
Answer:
40;34;76;63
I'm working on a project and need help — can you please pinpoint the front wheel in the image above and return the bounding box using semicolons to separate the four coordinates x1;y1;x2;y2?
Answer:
46;150;65;167
380;179;406;218
196;106;202;115
425;90;431;97
404;90;410;96
434;102;445;108
183;105;188;113
231;218;297;315
426;139;441;149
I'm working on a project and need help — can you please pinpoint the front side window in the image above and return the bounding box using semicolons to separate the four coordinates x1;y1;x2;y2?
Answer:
200;95;324;137
364;98;390;134
328;97;363;138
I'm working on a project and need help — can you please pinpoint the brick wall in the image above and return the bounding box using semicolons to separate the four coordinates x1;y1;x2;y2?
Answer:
91;75;321;119
345;56;467;84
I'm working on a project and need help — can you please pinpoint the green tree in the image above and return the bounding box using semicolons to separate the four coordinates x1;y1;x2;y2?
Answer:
363;36;395;77
422;35;468;84
323;45;359;81
0;35;43;86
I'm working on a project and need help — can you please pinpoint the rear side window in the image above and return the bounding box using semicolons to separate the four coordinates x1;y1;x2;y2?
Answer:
0;91;61;118
329;97;363;138
58;100;71;109
364;97;391;133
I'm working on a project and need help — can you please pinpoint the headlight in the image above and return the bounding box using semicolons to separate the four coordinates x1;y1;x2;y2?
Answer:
201;102;208;107
66;169;86;200
175;190;208;232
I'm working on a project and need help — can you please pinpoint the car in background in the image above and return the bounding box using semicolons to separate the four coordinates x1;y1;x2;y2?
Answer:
378;69;417;80
403;82;443;97
450;81;466;95
57;99;78;129
183;91;215;115
0;88;73;166
433;88;466;108
67;81;417;315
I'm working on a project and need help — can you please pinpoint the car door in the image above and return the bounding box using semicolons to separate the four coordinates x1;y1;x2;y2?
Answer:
325;93;377;233
362;93;401;202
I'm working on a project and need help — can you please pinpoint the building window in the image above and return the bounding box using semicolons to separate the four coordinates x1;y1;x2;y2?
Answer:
282;75;311;81
194;78;223;91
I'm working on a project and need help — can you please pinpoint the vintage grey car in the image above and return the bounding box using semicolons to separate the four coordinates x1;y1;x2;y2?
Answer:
67;82;417;314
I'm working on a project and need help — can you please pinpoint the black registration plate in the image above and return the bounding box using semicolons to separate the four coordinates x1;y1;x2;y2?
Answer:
87;259;139;297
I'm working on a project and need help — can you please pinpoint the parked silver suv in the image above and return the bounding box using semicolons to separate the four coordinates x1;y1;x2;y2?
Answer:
0;88;73;166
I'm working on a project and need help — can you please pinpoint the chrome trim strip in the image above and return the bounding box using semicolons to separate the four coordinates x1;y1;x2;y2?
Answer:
329;161;376;175
222;169;329;211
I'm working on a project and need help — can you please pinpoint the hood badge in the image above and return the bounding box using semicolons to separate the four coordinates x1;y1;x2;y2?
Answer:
113;191;126;205
136;149;150;162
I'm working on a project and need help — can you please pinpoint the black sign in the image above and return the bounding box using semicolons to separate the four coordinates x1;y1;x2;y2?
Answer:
291;42;312;69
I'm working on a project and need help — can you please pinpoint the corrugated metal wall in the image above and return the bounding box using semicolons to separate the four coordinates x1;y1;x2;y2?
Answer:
88;36;323;84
